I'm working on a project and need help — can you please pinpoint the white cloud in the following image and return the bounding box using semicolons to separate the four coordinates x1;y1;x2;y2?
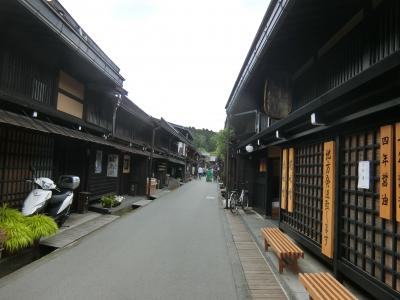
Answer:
61;0;270;131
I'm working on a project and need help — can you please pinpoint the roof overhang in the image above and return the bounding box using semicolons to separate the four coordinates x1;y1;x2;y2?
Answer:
0;109;149;157
14;0;124;87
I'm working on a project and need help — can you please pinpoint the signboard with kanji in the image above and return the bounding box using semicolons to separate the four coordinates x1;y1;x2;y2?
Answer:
288;148;295;213
380;125;393;220
322;141;335;258
281;149;288;210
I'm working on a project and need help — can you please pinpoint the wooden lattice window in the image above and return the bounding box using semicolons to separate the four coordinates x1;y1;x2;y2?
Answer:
0;128;54;208
340;129;400;291
281;143;323;246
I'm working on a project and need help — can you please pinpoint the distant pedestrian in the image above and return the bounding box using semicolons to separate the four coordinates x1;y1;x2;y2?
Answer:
198;166;203;179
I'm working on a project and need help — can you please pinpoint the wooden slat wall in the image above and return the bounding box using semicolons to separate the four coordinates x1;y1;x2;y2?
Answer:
0;127;54;208
340;128;400;291
87;147;118;199
0;50;56;106
281;143;323;246
293;0;400;110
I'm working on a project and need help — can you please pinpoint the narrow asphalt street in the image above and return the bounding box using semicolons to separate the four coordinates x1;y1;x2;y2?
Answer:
0;180;243;300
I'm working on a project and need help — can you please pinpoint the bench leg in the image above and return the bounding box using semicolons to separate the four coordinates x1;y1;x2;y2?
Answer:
264;239;269;251
279;259;284;273
292;258;299;274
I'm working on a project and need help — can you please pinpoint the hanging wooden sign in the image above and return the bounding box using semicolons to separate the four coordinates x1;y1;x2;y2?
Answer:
288;148;295;213
281;149;288;210
322;141;335;258
379;125;393;220
395;123;400;222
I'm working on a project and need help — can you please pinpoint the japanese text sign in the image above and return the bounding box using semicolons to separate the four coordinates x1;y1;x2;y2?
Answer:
380;125;393;220
281;149;288;210
322;141;335;258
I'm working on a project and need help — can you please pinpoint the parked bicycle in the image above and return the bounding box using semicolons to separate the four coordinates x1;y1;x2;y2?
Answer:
229;183;249;214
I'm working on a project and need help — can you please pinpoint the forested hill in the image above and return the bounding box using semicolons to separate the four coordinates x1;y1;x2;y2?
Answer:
188;127;217;153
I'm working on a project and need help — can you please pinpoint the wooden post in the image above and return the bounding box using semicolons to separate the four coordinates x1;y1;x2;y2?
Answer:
395;123;400;222
288;148;295;212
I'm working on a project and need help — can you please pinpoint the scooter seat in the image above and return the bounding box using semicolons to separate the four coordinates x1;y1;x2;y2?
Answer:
49;190;72;205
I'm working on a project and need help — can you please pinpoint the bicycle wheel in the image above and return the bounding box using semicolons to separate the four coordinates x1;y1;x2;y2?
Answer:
241;194;248;210
229;192;238;213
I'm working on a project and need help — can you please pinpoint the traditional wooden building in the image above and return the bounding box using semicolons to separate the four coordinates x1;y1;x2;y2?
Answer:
225;0;400;299
149;118;197;188
0;0;197;209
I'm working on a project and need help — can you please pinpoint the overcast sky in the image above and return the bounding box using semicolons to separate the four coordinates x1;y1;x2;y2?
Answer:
61;0;270;131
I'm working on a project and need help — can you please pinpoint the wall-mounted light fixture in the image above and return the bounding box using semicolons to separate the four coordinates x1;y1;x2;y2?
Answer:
245;144;254;153
32;111;38;118
78;126;82;131
311;113;325;126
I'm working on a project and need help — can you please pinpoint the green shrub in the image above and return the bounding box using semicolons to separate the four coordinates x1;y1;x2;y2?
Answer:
0;205;24;223
24;215;58;241
0;221;34;253
0;228;6;246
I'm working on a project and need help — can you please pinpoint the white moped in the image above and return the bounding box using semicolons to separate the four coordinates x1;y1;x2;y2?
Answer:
22;167;80;226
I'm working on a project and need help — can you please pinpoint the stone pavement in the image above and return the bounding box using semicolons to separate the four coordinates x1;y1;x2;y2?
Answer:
225;211;287;299
0;180;239;300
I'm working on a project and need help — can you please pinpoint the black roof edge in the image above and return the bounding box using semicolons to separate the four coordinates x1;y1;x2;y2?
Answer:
17;0;125;86
237;51;400;148
225;0;293;112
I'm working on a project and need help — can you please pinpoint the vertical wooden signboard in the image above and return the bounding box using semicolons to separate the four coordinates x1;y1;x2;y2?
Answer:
322;141;335;258
380;125;393;220
288;148;295;213
395;123;400;222
281;149;288;210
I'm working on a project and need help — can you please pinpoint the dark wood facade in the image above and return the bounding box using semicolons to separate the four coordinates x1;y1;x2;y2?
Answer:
225;0;400;299
0;0;197;208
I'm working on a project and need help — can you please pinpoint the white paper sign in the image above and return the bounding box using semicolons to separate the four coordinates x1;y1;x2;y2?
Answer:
358;161;370;189
107;154;119;177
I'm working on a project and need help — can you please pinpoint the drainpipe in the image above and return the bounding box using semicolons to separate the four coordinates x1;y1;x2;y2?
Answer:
148;126;161;199
112;93;122;136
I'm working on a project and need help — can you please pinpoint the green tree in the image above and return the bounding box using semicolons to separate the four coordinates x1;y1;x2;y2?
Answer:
215;128;234;160
189;127;218;153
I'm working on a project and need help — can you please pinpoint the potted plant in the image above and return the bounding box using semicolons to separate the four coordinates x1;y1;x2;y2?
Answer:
101;195;116;208
114;195;124;207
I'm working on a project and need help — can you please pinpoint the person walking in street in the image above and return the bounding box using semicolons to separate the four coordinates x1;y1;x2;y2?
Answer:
197;166;203;179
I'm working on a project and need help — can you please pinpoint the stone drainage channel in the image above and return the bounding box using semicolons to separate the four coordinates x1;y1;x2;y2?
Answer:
0;198;153;279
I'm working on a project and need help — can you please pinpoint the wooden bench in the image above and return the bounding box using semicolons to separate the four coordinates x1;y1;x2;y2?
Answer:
261;227;304;273
299;272;357;300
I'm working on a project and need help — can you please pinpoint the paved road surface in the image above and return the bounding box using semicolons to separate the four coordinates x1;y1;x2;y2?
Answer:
0;180;241;300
